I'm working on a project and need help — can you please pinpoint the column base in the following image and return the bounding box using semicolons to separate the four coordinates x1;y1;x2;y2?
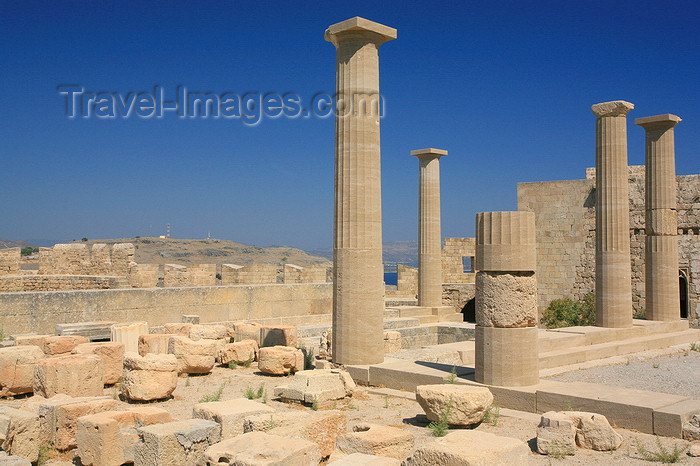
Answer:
475;325;539;387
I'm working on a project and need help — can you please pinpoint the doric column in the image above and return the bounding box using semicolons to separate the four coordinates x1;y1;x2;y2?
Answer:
475;211;539;387
325;17;396;365
636;114;682;321
592;100;634;328
411;148;447;307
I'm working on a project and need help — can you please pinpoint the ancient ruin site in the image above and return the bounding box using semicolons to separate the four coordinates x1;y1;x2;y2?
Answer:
2;8;700;466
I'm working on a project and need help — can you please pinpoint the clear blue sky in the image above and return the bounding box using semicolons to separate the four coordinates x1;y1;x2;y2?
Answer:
2;1;698;249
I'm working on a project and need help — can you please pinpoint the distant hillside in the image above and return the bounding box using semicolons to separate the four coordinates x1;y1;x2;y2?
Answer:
77;237;331;267
0;239;37;249
307;240;419;270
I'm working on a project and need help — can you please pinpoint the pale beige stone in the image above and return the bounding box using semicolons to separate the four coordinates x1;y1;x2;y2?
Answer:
475;272;537;327
415;384;493;426
33;354;104;398
257;346;304;375
475;325;539;387
13;335;50;347
475;211;536;272
192;398;273;438
408;430;530;465
202;431;321;465
383;330;402;354
163;322;192;336
412;148;447;307
0;407;40;462
72;342;124;385
537;411;577;455
42;335;90;356
273;369;354;404
264;411;346;458
260;325;298;347
134;419;221;466
138;334;172;356
111;322;148;353
167;336;219;374
688;442;700;456
234;322;262;345
329;453;401;465
190;324;227;341
336;422;414;460
566;411;622;451
0;345;45;397
217;340;258;365
325;17;396;366
122;353;178;401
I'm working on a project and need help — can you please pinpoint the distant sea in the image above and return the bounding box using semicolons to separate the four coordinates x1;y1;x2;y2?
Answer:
384;272;397;286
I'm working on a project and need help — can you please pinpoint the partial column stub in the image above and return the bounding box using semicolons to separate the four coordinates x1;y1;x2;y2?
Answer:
325;17;396;366
412;148;447;307
592;100;634;328
636;114;682;321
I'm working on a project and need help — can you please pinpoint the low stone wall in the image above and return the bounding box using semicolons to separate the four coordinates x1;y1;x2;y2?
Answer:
0;283;332;336
0;275;125;292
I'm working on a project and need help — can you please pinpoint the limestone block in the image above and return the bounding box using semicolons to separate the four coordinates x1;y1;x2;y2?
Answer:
202;431;321;466
537;411;576;456
190;324;227;341
257;346;304;375
217;340;258;365
273;369;354;404
42;335;90;356
192;398;274;439
260;325;298;347
688;442;700;456
475;211;536;272
408;430;530;465
167;336;219;374
685;414;700;441
234;322;262;345
0;346;45;397
33;354;104;398
336;423;414;460
565;411;622;451
72;342;124;385
0;452;31;465
134;419;221;466
266;411;347;458
37;395;121;451
138;334;172;356
329;453;401;465
111;322;148;353
181;315;200;324
0;407;40;462
122;353;178;401
163;322;192;337
647;209;678;236
383;330;401;353
13;335;51;347
242;411;310;433
415;384;493;426
475;272;537;328
475;325;539;387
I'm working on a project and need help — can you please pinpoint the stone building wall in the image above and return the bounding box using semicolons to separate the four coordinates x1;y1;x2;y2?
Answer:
38;242;135;276
0;248;20;275
0;275;124;292
518;166;700;326
442;237;476;283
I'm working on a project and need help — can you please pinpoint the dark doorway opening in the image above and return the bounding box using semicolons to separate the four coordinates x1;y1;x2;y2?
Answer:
461;298;476;323
679;270;688;319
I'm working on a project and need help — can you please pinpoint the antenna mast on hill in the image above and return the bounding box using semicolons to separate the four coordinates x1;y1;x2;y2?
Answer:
166;223;171;238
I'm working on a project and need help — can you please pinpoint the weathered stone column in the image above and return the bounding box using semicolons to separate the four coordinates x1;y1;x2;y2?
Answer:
325;17;396;365
636;114;682;321
412;148;447;307
592;100;634;328
475;211;539;386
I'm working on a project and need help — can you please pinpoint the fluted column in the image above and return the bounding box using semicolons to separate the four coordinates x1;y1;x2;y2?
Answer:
636;114;682;321
592;100;634;328
325;17;396;365
411;148;447;307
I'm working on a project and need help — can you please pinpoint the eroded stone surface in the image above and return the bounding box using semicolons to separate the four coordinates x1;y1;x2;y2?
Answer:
203;431;321;466
134;419;221;466
192;398;274;438
408;430;529;465
537;411;576;456
258;346;304;375
336;422;414;460
0;345;45;397
273;369;354;404
72;342;124;385
415;384;493;426
33;354;104;398
475;272;537;328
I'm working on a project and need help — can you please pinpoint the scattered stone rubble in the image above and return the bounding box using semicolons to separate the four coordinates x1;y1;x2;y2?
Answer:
537;411;623;454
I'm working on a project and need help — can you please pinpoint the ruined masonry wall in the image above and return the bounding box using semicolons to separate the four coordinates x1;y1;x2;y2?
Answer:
442;237;476;283
0;248;20;275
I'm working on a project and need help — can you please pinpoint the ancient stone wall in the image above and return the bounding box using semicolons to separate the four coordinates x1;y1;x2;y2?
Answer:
0;248;20;275
518;167;700;326
396;264;417;297
442;237;476;283
38;242;135;276
0;275;124;292
128;264;159;288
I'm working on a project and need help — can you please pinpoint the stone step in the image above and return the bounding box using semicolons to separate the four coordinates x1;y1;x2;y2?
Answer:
437;313;464;323
416;315;439;325
539;328;700;369
384;298;418;307
383;308;401;318
432;306;458;317
383;317;421;329
297;324;331;338
386;306;431;318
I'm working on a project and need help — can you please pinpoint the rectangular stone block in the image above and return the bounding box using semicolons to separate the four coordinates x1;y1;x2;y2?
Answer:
653;399;700;438
72;342;124;385
0;407;40;462
111;322;148;353
33;354;104;398
192;398;273;438
134;419;221;466
260;325;298;347
138;334;172;356
475;326;539;387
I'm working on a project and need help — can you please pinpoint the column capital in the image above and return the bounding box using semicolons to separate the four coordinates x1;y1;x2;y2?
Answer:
591;100;634;118
411;148;448;159
635;114;682;130
325;17;397;48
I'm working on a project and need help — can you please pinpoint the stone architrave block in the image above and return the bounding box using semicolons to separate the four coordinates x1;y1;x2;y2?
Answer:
408;430;529;465
163;323;193;337
415;384;493;426
111;322;148;353
273;369;355;405
72;342;125;385
565;411;622;451
260;325;298;347
336;422;414;460
0;407;41;463
475;325;539;387
266;411;347;458
33;354;104;398
122;353;178;401
475;272;537;328
37;395;121;451
217;340;258;365
329;453;401;465
0;346;45;397
42;335;90;356
138;334;172;356
189;325;226;341
257;346;304;375
383;331;401;353
167;336;219;374
134;419;221;466
475;211;536;272
234;322;262;345
537;411;577;456
203;431;321;466
76;407;174;466
192;398;274;439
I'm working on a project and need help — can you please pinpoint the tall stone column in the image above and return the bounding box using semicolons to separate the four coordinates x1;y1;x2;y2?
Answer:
475;211;539;387
636;114;682;321
325;17;396;365
592;100;634;328
412;148;447;307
